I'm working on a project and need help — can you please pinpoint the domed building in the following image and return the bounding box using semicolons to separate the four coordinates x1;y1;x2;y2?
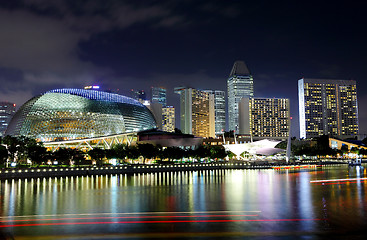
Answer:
6;88;157;149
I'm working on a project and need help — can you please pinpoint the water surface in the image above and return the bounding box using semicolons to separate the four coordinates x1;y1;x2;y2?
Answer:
1;165;367;239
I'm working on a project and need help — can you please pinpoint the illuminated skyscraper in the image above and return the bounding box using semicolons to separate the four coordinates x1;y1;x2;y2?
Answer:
162;106;175;132
0;102;16;137
151;87;167;107
298;78;359;139
204;90;226;134
239;98;290;140
175;87;215;138
227;61;254;132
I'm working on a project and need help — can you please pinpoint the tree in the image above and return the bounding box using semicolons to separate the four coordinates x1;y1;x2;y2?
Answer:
0;145;8;165
27;144;48;165
70;148;86;166
53;148;76;165
2;135;21;162
138;144;158;163
112;144;127;159
126;145;140;160
174;128;182;134
88;148;106;166
209;145;228;160
341;144;349;153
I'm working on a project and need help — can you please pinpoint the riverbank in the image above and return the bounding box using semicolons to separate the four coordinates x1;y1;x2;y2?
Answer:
0;160;353;179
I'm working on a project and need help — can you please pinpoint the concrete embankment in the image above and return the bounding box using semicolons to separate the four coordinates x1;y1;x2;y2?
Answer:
0;163;271;179
0;160;347;179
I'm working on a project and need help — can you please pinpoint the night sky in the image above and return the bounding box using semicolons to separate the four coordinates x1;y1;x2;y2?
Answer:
1;0;366;137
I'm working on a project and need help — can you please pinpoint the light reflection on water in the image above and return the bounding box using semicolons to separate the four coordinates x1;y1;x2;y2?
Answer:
0;166;367;238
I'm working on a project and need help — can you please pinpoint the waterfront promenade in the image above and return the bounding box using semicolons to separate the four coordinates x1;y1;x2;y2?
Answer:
0;159;351;179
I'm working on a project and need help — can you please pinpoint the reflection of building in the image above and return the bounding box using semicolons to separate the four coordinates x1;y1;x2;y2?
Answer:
151;87;166;107
6;89;157;148
162;106;175;132
227;61;254;132
175;87;215;138
204;90;226;134
298;78;359;139
0;102;16;137
239;98;290;140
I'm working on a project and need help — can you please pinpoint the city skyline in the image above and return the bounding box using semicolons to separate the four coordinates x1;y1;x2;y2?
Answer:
1;1;366;137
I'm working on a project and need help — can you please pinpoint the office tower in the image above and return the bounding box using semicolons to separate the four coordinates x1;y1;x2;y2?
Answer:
131;89;146;103
162;106;175;132
174;87;215;138
0;102;16;137
204;90;226;134
239;98;290;140
298;78;359;139
227;61;254;132
151;87;167;107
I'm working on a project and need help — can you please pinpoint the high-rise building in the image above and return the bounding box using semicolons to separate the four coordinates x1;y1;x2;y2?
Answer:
204;90;226;134
131;89;146;103
298;78;359;139
239;98;290;140
227;61;254;132
174;87;215;138
0;102;16;137
151;87;167;107
162;106;175;132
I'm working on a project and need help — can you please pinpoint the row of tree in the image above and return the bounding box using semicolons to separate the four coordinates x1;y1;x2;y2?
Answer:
1;136;228;167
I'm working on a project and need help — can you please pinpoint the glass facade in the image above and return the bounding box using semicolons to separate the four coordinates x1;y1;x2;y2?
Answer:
227;61;254;132
5;89;157;142
204;90;226;134
0;102;16;137
151;87;167;107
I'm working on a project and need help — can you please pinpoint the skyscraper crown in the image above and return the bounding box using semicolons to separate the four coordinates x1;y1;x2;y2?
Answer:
229;61;251;77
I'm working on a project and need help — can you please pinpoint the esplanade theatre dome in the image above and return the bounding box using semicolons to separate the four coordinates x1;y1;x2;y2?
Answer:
5;88;157;142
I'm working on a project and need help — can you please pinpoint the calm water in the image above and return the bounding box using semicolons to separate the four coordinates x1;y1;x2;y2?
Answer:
1;165;367;239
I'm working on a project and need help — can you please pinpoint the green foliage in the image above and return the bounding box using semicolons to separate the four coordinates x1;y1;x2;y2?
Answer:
275;141;287;150
87;148;105;166
138;144;159;162
0;145;8;164
292;135;337;156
